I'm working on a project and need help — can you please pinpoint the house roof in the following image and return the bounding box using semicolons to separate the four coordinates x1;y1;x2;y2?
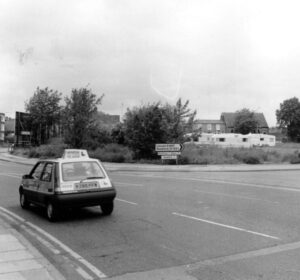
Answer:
194;119;224;124
221;112;268;128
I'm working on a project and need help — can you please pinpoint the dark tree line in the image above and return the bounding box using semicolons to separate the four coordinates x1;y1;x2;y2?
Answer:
25;87;196;158
276;97;300;142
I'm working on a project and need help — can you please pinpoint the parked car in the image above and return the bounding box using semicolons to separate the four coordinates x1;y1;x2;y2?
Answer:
19;149;116;221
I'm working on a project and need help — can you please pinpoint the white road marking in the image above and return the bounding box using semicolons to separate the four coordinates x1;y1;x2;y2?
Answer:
20;225;60;255
76;266;94;280
114;181;143;187
0;208;107;279
195;190;279;204
118;173;300;193
191;240;300;268
0;207;25;223
116;198;138;205
172;212;280;240
0;173;20;179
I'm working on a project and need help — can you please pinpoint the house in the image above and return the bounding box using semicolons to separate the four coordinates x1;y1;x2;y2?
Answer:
193;120;225;134
194;112;269;135
221;112;269;134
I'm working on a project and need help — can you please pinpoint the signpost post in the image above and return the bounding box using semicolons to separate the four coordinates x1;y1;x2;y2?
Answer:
155;144;184;164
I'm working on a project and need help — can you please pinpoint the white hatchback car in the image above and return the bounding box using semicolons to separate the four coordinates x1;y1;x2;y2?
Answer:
19;149;116;221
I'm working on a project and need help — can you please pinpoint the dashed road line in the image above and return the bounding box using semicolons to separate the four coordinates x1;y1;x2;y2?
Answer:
195;189;279;204
117;172;300;193
114;181;143;187
0;173;21;179
116;198;138;205
172;212;280;240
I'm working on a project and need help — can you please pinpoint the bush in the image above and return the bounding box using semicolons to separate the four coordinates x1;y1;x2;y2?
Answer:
89;144;133;163
27;143;68;158
290;156;300;164
242;156;261;164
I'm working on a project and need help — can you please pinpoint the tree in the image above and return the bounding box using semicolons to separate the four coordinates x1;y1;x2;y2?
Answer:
25;87;62;145
123;98;196;159
276;97;300;141
233;108;259;135
124;103;167;159
111;123;125;145
63;88;104;148
163;98;196;142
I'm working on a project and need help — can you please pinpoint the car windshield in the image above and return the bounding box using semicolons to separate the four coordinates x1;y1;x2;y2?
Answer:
61;161;105;182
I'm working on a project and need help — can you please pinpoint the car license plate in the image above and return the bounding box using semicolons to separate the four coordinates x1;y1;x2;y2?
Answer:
75;182;99;190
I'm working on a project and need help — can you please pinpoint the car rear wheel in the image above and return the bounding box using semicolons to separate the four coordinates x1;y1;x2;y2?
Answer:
100;201;114;215
46;202;58;222
20;192;30;209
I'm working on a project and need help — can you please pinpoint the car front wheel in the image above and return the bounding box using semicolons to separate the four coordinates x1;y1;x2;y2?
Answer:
100;201;114;215
46;202;58;222
20;192;30;209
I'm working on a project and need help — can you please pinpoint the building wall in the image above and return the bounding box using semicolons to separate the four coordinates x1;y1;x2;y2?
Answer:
0;113;4;142
194;121;226;133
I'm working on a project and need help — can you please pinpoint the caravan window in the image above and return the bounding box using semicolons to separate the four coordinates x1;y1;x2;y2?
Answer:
242;138;248;142
219;138;225;142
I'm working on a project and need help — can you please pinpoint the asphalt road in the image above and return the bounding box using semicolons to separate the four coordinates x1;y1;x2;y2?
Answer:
1;159;300;279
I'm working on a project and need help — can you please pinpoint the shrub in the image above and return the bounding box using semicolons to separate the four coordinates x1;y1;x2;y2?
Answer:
242;156;261;164
290;156;300;164
89;144;133;163
27;143;68;158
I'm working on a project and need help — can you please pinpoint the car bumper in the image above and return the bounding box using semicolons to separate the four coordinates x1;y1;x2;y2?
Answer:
52;188;116;208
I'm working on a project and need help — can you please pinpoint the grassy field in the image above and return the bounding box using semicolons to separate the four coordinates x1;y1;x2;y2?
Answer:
180;142;300;165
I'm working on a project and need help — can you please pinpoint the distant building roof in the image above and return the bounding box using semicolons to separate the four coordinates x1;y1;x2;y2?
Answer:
5;118;15;132
194;119;224;124
96;112;120;129
221;112;268;128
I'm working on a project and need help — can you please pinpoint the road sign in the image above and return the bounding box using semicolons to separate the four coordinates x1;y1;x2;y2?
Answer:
161;155;178;160
157;151;181;156
155;144;183;152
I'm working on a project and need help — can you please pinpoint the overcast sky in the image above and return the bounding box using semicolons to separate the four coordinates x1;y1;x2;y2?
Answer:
1;0;300;126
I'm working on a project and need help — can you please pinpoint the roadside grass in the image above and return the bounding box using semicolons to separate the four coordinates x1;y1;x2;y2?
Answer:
180;143;300;165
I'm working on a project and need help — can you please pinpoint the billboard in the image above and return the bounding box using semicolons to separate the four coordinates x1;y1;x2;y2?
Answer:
15;111;31;146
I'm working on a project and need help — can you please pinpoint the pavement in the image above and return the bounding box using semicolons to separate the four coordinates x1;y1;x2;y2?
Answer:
0;148;300;280
0;218;65;280
0;148;65;279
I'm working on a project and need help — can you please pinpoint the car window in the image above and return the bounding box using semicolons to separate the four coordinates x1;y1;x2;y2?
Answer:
31;162;45;180
41;163;53;182
62;161;105;181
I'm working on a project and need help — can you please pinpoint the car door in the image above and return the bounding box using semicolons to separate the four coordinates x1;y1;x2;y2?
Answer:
25;162;45;203
37;162;54;206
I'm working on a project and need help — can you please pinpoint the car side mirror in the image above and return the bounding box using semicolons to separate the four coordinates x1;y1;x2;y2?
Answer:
22;174;33;179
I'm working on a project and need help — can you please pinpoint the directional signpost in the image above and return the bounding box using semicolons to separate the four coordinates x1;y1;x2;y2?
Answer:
155;144;184;164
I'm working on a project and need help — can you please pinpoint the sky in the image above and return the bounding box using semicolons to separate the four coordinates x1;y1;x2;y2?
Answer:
1;0;300;126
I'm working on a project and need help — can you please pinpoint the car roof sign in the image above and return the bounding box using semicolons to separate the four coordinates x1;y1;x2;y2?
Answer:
62;149;89;159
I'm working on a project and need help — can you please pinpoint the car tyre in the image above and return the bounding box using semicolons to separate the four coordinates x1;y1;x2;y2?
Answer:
100;201;114;215
46;202;59;222
20;192;30;209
